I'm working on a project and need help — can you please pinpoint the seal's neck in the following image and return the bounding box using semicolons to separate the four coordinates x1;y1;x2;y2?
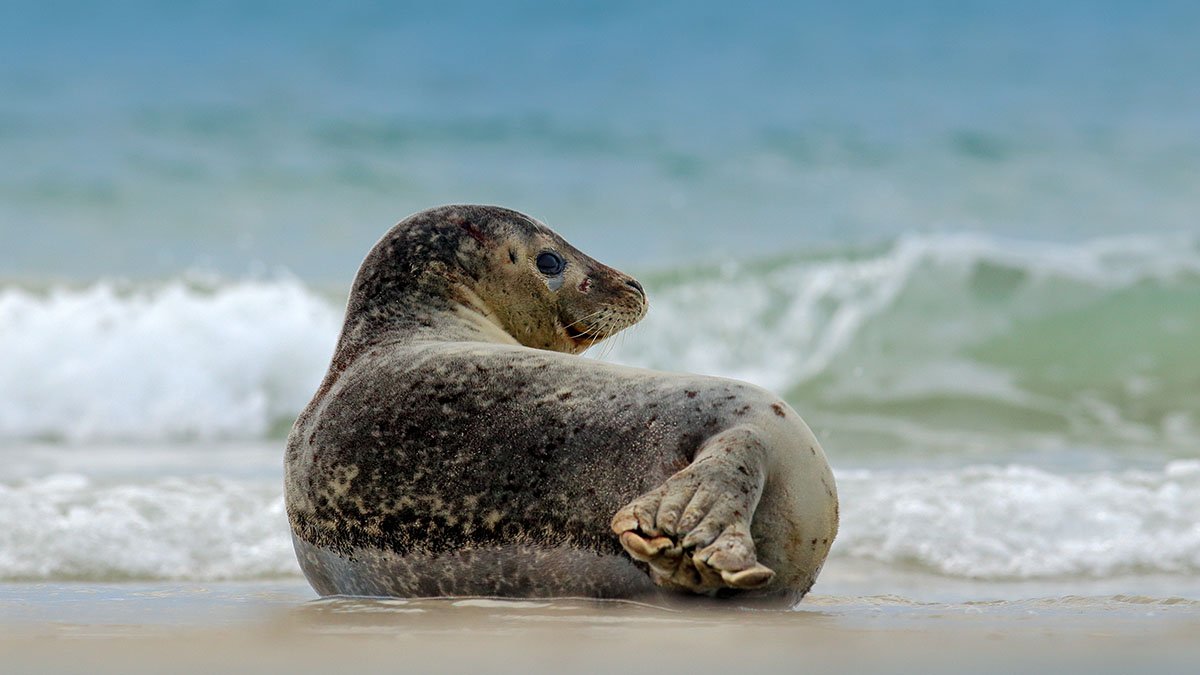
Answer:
450;282;515;342
335;284;519;360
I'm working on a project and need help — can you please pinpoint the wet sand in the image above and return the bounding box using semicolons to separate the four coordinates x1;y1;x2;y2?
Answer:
3;574;1198;674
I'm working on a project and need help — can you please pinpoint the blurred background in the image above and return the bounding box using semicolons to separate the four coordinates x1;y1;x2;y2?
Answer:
1;1;1197;595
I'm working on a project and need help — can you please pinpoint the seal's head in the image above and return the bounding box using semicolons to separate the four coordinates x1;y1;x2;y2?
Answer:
343;205;647;354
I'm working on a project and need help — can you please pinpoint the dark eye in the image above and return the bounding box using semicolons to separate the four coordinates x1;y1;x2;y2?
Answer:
536;251;565;276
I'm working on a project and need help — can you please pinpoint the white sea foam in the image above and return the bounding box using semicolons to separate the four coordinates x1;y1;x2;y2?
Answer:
834;460;1200;579
0;474;296;580
0;279;339;441
1;462;1196;582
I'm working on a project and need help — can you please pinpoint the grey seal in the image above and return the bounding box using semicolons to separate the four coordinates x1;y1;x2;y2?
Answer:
284;205;838;602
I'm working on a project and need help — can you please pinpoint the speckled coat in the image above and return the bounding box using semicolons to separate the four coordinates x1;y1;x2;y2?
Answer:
285;205;838;601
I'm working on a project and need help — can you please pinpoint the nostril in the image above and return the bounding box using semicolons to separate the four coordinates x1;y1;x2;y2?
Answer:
625;278;645;295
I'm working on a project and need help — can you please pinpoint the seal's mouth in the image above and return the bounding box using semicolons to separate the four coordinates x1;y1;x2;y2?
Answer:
562;320;601;348
558;299;647;352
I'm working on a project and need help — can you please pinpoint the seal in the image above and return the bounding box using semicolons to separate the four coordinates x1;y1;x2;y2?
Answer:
284;205;838;602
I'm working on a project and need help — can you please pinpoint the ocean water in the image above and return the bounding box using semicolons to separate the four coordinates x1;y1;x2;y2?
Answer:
1;1;1199;602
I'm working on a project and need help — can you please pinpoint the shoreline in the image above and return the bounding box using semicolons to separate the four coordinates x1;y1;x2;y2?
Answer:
4;566;1199;630
2;581;1198;674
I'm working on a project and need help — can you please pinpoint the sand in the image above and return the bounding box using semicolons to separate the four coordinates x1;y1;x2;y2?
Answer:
3;572;1198;675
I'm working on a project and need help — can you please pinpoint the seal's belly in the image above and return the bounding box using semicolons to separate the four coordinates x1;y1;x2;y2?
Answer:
292;535;657;599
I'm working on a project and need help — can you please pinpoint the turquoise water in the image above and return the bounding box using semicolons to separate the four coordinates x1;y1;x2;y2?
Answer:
1;2;1198;592
3;2;1199;279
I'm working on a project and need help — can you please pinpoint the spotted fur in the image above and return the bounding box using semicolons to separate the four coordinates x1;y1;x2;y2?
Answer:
285;205;838;602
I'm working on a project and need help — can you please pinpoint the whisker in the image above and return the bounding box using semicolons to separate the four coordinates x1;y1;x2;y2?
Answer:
596;316;621;361
562;308;607;330
576;310;613;358
578;312;608;337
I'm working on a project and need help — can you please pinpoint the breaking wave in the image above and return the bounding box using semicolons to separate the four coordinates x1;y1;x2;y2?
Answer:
1;233;1197;452
0;278;338;441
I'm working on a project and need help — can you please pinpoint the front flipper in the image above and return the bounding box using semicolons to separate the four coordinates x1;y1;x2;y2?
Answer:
610;427;775;594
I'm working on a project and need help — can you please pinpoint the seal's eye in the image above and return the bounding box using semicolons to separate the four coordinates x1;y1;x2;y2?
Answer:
536;251;565;276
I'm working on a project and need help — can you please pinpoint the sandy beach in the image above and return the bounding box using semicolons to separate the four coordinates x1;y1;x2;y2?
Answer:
4;570;1199;674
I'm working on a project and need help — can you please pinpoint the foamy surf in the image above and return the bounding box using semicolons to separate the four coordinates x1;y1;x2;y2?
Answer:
1;462;1196;582
835;460;1200;579
1;234;1195;451
0;279;339;442
0;473;294;581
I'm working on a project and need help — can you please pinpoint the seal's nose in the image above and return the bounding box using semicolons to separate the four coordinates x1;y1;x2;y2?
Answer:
625;278;645;296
